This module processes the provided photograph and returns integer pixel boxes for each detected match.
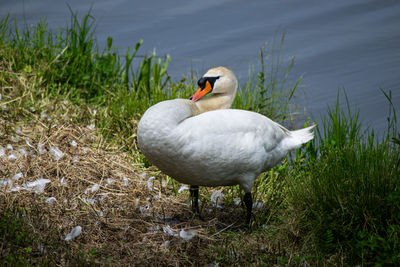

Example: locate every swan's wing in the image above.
[178,109,288,150]
[175,109,288,169]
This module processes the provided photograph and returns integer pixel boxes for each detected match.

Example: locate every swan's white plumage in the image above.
[138,87,314,193]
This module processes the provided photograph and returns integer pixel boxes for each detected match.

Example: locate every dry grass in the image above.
[0,83,262,265]
[0,121,214,265]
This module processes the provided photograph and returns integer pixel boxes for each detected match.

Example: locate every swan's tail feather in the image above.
[286,124,316,150]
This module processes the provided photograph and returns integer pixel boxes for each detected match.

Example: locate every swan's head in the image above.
[190,66,238,103]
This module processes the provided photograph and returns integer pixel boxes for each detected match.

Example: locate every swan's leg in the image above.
[190,185,200,214]
[244,192,252,224]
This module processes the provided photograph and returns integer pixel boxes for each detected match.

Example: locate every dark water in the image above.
[2,0,400,134]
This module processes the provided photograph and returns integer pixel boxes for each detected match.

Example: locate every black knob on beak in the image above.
[197,77,207,88]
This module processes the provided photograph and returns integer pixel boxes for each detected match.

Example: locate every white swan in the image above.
[137,66,315,223]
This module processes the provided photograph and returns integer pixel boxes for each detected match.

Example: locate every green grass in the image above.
[0,209,39,265]
[280,91,400,264]
[1,11,399,266]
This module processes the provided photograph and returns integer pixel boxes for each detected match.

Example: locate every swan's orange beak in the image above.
[189,80,213,102]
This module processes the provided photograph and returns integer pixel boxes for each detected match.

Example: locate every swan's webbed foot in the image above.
[244,192,253,225]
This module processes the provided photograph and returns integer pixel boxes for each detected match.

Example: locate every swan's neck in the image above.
[141,99,200,129]
[195,93,235,113]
